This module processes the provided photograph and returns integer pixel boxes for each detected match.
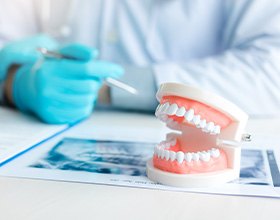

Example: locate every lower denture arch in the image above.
[153,138,228,174]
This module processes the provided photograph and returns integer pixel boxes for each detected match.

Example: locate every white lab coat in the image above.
[0,0,280,116]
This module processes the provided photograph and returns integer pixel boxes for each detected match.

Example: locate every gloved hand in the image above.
[12,43,124,124]
[0,34,58,81]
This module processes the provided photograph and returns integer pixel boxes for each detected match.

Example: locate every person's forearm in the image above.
[3,65,19,106]
[0,64,19,106]
[98,84,111,105]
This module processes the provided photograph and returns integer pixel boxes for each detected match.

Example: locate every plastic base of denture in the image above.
[146,159,239,188]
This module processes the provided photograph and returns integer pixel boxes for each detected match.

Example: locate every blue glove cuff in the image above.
[13,64,35,112]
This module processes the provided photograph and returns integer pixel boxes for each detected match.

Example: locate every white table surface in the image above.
[0,111,280,220]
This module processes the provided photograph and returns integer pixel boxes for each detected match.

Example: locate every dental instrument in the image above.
[36,47,138,95]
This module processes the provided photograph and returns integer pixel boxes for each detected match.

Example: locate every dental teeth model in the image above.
[146,83,249,187]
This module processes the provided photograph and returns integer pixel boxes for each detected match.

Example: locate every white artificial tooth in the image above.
[170,151,176,161]
[159,150,163,159]
[158,104,166,116]
[156,103,167,117]
[199,152,210,162]
[155,145,161,155]
[215,149,220,157]
[211,148,220,158]
[160,102,168,112]
[205,122,215,133]
[155,105,159,116]
[158,104,166,114]
[199,119,207,129]
[157,148,162,158]
[157,104,162,110]
[185,152,193,162]
[160,149,165,159]
[209,148,215,155]
[162,103,170,114]
[184,108,195,122]
[213,125,221,134]
[192,153,199,161]
[176,106,186,117]
[155,104,160,111]
[154,146,159,155]
[156,148,161,158]
[204,153,210,162]
[164,150,170,160]
[176,151,185,164]
[192,115,201,126]
[155,104,162,115]
[165,141,171,148]
[167,103,178,115]
[154,146,158,157]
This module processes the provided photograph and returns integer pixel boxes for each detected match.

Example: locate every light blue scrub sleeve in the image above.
[110,66,158,112]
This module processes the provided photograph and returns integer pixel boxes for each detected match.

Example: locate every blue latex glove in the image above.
[12,43,124,124]
[0,34,58,81]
